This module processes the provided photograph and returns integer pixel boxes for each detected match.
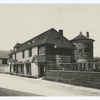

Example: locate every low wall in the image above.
[44,70,100,89]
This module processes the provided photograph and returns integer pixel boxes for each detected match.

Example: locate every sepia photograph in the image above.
[0,0,100,99]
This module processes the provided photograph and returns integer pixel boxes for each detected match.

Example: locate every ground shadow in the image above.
[0,87,44,96]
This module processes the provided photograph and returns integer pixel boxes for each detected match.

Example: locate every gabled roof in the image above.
[14,43,22,48]
[0,50,10,59]
[32,55,46,63]
[70,34,94,42]
[11,28,73,54]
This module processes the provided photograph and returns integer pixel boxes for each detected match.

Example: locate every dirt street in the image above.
[0,73,100,96]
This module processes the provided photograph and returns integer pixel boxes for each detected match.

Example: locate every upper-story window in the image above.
[29,48,32,57]
[84,43,91,52]
[15,53,16,59]
[22,50,25,58]
[39,46,45,55]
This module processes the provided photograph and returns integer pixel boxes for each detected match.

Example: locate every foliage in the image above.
[93,57,100,62]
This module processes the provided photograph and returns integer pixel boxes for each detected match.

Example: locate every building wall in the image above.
[31,63,38,76]
[15,46,38,62]
[0,59,9,66]
[72,40,93,62]
[71,39,94,71]
[13,54,15,60]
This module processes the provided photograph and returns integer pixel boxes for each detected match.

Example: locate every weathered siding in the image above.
[72,39,93,63]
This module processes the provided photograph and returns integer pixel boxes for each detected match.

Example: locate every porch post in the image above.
[78,63,80,71]
[11,64,14,73]
[24,64,26,75]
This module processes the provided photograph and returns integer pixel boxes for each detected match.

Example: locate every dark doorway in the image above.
[16,66,18,74]
[40,63,44,77]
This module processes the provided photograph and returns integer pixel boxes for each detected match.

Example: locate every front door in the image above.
[40,63,44,77]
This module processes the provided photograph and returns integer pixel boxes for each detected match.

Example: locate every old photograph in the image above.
[0,1,100,98]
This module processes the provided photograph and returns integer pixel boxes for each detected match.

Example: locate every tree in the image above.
[93,57,100,62]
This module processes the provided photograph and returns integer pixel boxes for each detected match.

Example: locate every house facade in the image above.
[9,28,74,77]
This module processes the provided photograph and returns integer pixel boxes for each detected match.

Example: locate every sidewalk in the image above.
[0,73,100,96]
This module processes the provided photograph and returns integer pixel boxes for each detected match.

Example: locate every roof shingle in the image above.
[10,28,74,54]
[70,34,94,42]
[0,50,10,59]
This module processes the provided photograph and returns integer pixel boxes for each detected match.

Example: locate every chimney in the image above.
[79,32,82,35]
[59,29,63,36]
[86,32,89,38]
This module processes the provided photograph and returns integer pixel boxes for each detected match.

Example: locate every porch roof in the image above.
[11,59,18,64]
[24,60,31,64]
[32,55,46,63]
[15,61,23,65]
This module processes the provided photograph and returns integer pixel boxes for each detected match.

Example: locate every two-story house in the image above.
[9,28,74,77]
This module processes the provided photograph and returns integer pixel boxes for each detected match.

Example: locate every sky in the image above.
[0,3,100,57]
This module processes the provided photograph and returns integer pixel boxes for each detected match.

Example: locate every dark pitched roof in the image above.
[14,43,22,48]
[70,34,94,42]
[11,28,73,54]
[9,50,15,56]
[0,50,10,59]
[32,55,46,63]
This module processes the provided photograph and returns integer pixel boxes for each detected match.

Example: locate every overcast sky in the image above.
[0,4,100,57]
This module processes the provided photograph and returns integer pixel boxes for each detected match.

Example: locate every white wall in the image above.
[13,54,15,59]
[78,59,93,70]
[78,59,88,63]
[16,46,38,62]
[31,63,38,76]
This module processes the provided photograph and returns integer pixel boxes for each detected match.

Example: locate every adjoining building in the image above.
[0,50,10,66]
[0,50,10,73]
[9,28,74,77]
[70,32,95,71]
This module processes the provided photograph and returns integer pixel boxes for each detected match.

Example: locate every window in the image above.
[15,53,16,59]
[2,59,7,64]
[22,50,25,58]
[84,43,91,52]
[29,48,32,57]
[39,47,45,55]
[28,40,33,45]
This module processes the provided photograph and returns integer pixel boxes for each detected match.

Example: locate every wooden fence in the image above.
[43,70,100,89]
[46,61,100,72]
